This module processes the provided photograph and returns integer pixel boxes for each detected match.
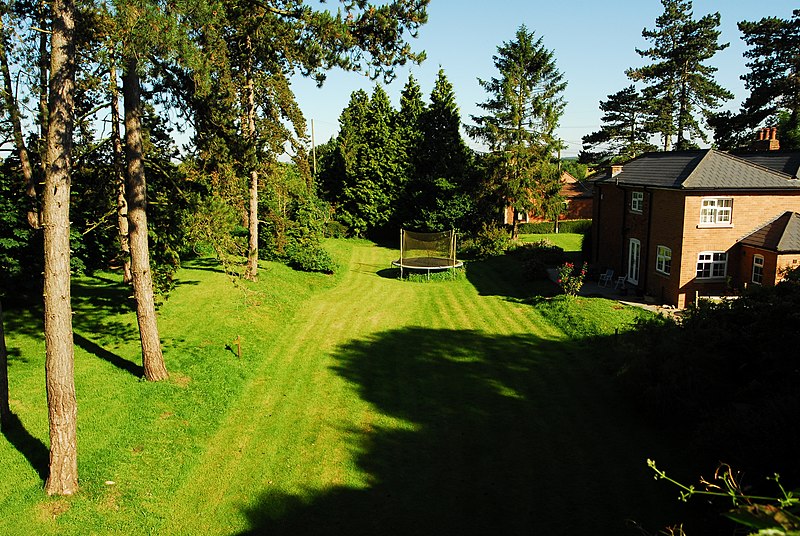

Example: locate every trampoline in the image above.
[392,229,463,278]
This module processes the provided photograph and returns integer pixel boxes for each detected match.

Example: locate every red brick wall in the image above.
[643,190,686,305]
[677,192,800,306]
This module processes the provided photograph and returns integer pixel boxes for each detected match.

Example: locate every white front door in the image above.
[628,239,641,285]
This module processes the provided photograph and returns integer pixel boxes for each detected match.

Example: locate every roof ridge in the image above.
[738,211,791,243]
[680,149,714,188]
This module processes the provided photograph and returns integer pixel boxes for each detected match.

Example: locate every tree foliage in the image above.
[469,24,566,237]
[581,85,657,164]
[737,9,800,149]
[627,0,732,151]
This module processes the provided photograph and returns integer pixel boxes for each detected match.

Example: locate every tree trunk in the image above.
[244,52,259,281]
[0,299,10,429]
[43,0,78,496]
[123,56,168,382]
[110,62,132,284]
[0,20,39,229]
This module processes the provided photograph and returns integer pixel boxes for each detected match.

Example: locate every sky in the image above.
[289,0,799,158]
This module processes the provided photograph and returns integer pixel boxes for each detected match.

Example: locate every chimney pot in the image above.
[771,127,778,140]
[758,129,765,140]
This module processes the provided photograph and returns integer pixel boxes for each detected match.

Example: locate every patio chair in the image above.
[598,269,614,287]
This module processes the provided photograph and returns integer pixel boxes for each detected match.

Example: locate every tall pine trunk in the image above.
[0,20,39,228]
[43,0,78,496]
[110,62,132,284]
[38,0,49,176]
[122,56,168,382]
[244,47,259,281]
[0,299,9,429]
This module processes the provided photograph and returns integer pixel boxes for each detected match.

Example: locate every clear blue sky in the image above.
[290,0,798,157]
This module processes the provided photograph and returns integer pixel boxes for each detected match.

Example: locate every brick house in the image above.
[590,148,800,308]
[503,171,593,224]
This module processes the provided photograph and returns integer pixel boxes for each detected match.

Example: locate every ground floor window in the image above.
[656,245,671,275]
[697,251,727,279]
[752,255,764,284]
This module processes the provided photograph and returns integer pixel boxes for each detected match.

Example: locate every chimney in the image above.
[611,164,623,177]
[752,126,781,151]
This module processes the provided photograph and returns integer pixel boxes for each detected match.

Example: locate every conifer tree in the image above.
[582,85,657,164]
[738,9,800,149]
[627,0,732,151]
[42,0,78,496]
[395,74,426,224]
[411,68,473,231]
[469,25,566,239]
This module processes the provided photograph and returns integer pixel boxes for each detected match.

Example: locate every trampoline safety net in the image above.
[393,229,463,273]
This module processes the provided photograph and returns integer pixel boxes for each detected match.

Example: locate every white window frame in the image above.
[656,245,672,275]
[696,251,728,279]
[752,255,764,285]
[699,197,733,226]
[631,191,644,213]
[628,238,641,284]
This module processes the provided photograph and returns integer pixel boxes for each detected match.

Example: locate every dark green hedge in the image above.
[517,219,591,234]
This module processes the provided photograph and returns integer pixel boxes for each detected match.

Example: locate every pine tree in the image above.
[582,85,657,164]
[627,0,732,151]
[738,10,800,149]
[395,74,426,224]
[42,0,78,496]
[469,25,566,239]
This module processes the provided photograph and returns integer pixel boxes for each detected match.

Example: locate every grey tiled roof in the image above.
[733,152,800,178]
[739,212,800,252]
[592,149,800,190]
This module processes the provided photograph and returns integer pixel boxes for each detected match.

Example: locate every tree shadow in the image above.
[466,254,558,300]
[236,327,703,535]
[73,332,143,377]
[1,412,49,482]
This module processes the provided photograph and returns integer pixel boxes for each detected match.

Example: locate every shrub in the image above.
[460,223,510,259]
[512,240,566,279]
[324,221,349,238]
[517,219,591,234]
[556,261,587,296]
[286,244,337,274]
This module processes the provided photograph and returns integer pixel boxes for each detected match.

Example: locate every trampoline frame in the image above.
[392,229,463,279]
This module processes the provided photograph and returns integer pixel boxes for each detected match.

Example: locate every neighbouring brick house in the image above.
[590,148,800,308]
[503,171,593,224]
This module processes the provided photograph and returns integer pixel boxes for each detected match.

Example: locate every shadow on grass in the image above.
[73,332,143,377]
[466,254,558,301]
[236,327,700,535]
[1,412,49,482]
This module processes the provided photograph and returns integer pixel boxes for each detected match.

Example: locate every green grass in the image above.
[518,232,584,252]
[2,239,699,534]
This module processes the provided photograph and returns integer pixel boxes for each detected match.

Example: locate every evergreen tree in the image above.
[627,0,732,151]
[469,25,566,239]
[395,74,426,224]
[582,85,657,164]
[343,85,401,235]
[42,0,78,496]
[738,10,800,149]
[410,68,473,231]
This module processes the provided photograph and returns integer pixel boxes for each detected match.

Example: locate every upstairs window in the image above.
[697,251,727,279]
[656,246,672,275]
[631,191,644,213]
[699,197,733,226]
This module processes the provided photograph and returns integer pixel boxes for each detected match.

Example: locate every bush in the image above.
[286,244,337,274]
[324,221,349,238]
[517,219,591,234]
[459,223,510,259]
[556,261,587,296]
[512,240,566,279]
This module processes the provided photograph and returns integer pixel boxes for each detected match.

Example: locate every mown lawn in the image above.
[518,232,583,252]
[2,239,695,535]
